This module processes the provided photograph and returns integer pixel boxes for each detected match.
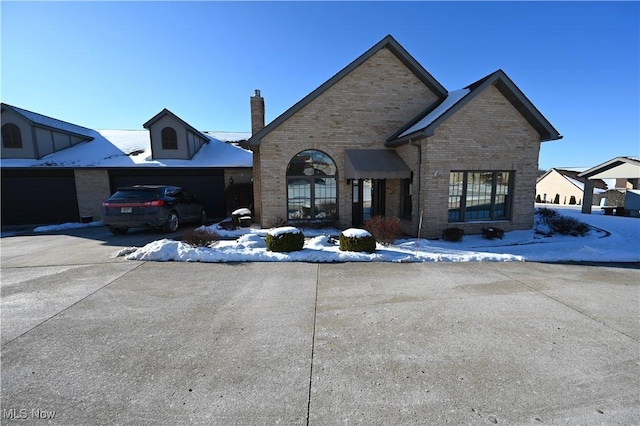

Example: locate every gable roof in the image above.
[387,69,562,146]
[578,156,640,180]
[143,108,208,140]
[387,89,471,143]
[1,103,96,142]
[249,35,447,146]
[538,168,607,190]
[0,129,252,168]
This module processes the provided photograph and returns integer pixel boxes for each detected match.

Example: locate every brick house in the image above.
[248,35,562,238]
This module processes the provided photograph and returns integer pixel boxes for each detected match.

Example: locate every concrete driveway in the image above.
[1,228,638,425]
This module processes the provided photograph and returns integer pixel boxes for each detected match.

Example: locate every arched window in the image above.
[2,123,22,148]
[161,127,178,150]
[286,150,337,221]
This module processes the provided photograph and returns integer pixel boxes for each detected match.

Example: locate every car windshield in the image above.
[110,189,159,200]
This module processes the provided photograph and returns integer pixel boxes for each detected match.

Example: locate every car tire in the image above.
[163,211,179,233]
[109,226,128,235]
[199,209,207,225]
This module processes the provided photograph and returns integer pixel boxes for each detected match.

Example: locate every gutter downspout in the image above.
[410,139,422,237]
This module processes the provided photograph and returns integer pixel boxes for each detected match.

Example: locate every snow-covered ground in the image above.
[5,206,637,263]
[113,206,639,263]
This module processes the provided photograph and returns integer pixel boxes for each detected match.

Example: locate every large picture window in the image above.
[161,127,178,150]
[448,171,513,222]
[287,150,337,221]
[2,123,22,148]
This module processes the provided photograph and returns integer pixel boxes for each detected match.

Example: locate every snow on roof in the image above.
[0,129,252,168]
[563,175,606,194]
[205,131,251,142]
[398,89,470,138]
[5,104,96,139]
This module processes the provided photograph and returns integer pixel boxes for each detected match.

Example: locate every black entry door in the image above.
[352,179,385,227]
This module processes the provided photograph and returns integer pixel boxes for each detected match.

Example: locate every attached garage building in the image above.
[1,104,252,227]
[1,168,79,225]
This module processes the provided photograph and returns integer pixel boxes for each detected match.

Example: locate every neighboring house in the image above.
[578,156,640,214]
[248,35,562,238]
[1,103,252,226]
[536,168,607,205]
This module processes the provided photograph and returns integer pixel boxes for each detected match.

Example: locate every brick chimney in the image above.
[250,89,265,136]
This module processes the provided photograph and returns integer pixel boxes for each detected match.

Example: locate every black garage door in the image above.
[109,169,226,219]
[1,169,80,226]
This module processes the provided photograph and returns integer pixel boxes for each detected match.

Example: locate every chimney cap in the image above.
[253,89,261,97]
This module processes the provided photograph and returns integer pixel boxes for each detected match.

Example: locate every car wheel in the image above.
[163,211,179,233]
[199,209,207,225]
[109,227,128,235]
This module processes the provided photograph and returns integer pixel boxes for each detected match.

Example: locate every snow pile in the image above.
[33,221,104,232]
[22,206,639,263]
[117,206,640,263]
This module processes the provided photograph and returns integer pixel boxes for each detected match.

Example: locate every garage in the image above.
[1,168,80,226]
[109,168,226,219]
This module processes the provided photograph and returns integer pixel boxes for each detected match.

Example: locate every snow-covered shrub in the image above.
[363,216,402,245]
[182,228,220,247]
[266,226,304,252]
[442,227,464,242]
[482,227,504,240]
[339,228,376,252]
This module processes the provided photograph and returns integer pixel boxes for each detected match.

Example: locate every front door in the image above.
[352,179,385,227]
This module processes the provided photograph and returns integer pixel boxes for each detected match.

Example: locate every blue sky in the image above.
[1,1,638,170]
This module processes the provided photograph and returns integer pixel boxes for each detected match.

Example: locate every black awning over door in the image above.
[344,149,412,180]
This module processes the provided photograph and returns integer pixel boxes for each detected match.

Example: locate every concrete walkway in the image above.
[1,232,638,425]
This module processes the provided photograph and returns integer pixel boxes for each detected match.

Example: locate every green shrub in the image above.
[266,227,305,252]
[363,216,402,245]
[553,194,560,204]
[182,228,220,247]
[569,195,577,205]
[442,227,464,242]
[339,229,376,252]
[535,194,542,203]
